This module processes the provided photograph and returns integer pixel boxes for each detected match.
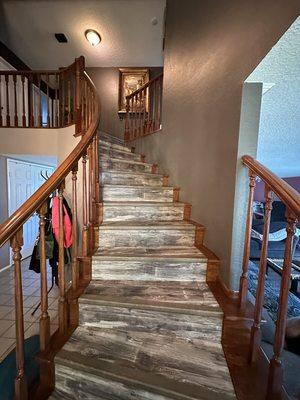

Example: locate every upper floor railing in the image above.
[238,155,300,399]
[0,56,100,399]
[124,73,163,142]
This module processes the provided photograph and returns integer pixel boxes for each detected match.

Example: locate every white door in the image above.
[7,159,55,261]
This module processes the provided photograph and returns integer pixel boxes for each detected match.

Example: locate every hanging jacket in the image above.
[51,196,73,248]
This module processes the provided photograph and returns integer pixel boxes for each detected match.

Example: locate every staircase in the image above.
[50,132,236,400]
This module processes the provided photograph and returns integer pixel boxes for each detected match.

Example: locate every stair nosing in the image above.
[55,349,232,400]
[102,201,187,206]
[78,296,221,316]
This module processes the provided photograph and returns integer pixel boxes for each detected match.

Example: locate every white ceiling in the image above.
[0,0,165,69]
[246,17,300,178]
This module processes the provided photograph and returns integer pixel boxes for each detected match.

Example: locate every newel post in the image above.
[266,211,297,399]
[75,56,85,136]
[239,171,256,308]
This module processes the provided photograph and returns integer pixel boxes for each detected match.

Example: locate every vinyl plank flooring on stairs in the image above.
[52,132,237,400]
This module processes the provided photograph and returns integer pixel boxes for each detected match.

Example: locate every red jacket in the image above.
[51,196,73,248]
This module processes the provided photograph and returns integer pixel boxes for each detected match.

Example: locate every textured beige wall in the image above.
[87,67,163,139]
[132,0,299,289]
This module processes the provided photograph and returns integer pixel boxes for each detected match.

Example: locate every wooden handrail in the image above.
[126,73,163,99]
[0,71,99,247]
[242,155,300,217]
[124,73,163,142]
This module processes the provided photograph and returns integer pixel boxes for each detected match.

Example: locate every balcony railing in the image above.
[124,73,163,142]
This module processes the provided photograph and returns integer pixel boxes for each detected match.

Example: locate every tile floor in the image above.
[0,258,59,362]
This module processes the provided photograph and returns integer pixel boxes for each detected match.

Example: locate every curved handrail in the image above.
[126,72,163,100]
[0,70,100,247]
[242,155,300,217]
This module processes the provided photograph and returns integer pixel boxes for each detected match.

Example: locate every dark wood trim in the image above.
[0,40,56,99]
[0,40,31,71]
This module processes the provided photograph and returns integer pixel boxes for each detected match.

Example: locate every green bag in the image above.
[36,230,54,260]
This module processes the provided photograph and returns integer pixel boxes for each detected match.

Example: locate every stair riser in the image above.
[98,228,195,249]
[92,260,206,282]
[101,187,174,202]
[100,132,125,146]
[100,158,153,173]
[101,146,141,161]
[103,205,185,222]
[101,172,164,186]
[53,363,171,400]
[99,140,132,154]
[78,305,222,341]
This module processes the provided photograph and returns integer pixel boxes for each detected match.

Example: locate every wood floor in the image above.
[49,132,237,399]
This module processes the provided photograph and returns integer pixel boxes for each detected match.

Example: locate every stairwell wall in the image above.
[131,0,300,290]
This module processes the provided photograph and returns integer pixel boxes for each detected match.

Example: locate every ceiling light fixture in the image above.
[85,29,101,46]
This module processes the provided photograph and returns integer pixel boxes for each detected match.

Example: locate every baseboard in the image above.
[217,275,239,300]
[0,263,12,273]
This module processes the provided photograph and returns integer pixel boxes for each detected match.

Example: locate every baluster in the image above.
[75,56,84,135]
[82,153,89,256]
[157,77,162,129]
[71,164,78,290]
[138,90,143,137]
[88,144,94,226]
[134,94,138,138]
[69,164,79,325]
[0,75,2,127]
[153,79,158,131]
[130,97,134,140]
[248,186,273,363]
[142,89,146,136]
[124,96,130,141]
[21,75,26,127]
[145,86,150,134]
[93,133,100,226]
[46,74,50,127]
[38,202,50,350]
[28,74,34,127]
[239,171,256,308]
[60,71,65,128]
[5,75,10,127]
[38,74,42,127]
[58,181,68,334]
[13,75,18,126]
[267,211,297,399]
[55,73,59,127]
[10,228,28,400]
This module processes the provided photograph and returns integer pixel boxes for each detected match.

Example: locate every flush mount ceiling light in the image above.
[85,29,101,46]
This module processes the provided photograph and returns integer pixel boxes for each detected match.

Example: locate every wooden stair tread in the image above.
[81,280,221,312]
[100,155,153,167]
[94,246,206,259]
[54,335,235,400]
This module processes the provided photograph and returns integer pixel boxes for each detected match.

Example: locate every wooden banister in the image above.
[242,156,300,216]
[0,56,100,399]
[124,73,163,142]
[239,154,300,399]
